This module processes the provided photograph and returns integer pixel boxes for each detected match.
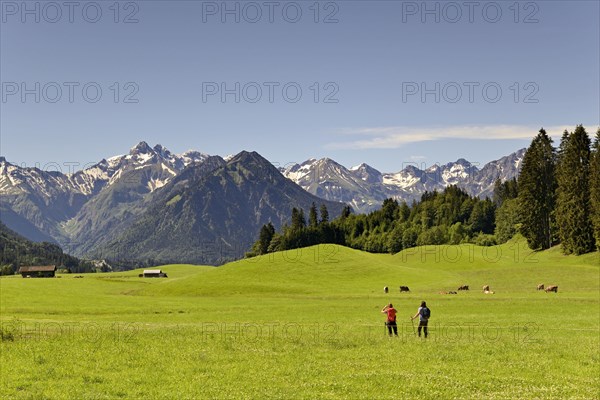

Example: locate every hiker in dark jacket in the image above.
[411,301,430,338]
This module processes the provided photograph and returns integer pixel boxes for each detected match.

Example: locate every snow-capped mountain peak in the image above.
[153,144,171,158]
[351,163,383,184]
[283,150,526,213]
[1,142,213,199]
[179,150,209,167]
[129,141,153,155]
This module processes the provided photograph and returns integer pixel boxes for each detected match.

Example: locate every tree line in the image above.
[249,125,600,257]
[248,185,501,257]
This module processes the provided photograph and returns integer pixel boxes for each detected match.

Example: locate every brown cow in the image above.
[545,285,558,293]
[537,284,544,291]
[458,285,469,291]
[482,285,490,292]
[399,286,410,292]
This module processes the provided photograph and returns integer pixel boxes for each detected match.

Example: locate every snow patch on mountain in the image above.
[382,172,420,189]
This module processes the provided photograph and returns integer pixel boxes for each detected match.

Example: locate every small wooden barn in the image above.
[142,269,168,278]
[18,265,57,278]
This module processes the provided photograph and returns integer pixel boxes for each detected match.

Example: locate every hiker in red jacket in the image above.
[381,303,398,337]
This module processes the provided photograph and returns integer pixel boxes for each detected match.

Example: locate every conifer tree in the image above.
[495,198,519,243]
[291,208,306,231]
[398,201,410,222]
[257,223,275,254]
[556,125,595,254]
[340,205,352,220]
[518,128,556,250]
[556,130,573,251]
[590,129,600,250]
[309,202,319,228]
[319,204,329,224]
[494,177,518,207]
[493,178,504,207]
[299,209,306,228]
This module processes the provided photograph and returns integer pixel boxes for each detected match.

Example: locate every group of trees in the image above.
[0,222,96,275]
[592,131,600,251]
[337,188,497,253]
[519,126,600,254]
[250,125,599,258]
[246,203,346,257]
[249,186,501,257]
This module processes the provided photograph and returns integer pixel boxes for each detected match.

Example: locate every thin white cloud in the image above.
[325,124,596,150]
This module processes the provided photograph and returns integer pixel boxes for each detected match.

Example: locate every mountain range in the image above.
[282,149,525,213]
[0,142,525,264]
[0,143,208,243]
[0,144,345,264]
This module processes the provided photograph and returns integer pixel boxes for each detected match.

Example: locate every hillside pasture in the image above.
[1,239,598,399]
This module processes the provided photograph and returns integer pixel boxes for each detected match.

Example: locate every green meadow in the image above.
[1,237,599,399]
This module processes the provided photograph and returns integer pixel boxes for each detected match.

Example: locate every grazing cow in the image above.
[449,291,457,294]
[458,285,469,291]
[482,285,490,292]
[537,284,544,291]
[440,291,458,295]
[545,285,558,293]
[399,286,410,292]
[384,286,389,294]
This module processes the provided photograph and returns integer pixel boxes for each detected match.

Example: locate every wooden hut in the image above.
[18,265,56,278]
[142,269,168,278]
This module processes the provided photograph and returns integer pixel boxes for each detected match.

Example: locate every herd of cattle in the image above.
[383,284,559,294]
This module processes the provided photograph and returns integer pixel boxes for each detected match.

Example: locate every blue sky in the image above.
[1,0,599,173]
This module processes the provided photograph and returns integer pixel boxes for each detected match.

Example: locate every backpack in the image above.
[421,307,430,319]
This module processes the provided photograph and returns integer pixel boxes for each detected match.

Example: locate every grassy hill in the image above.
[1,238,598,399]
